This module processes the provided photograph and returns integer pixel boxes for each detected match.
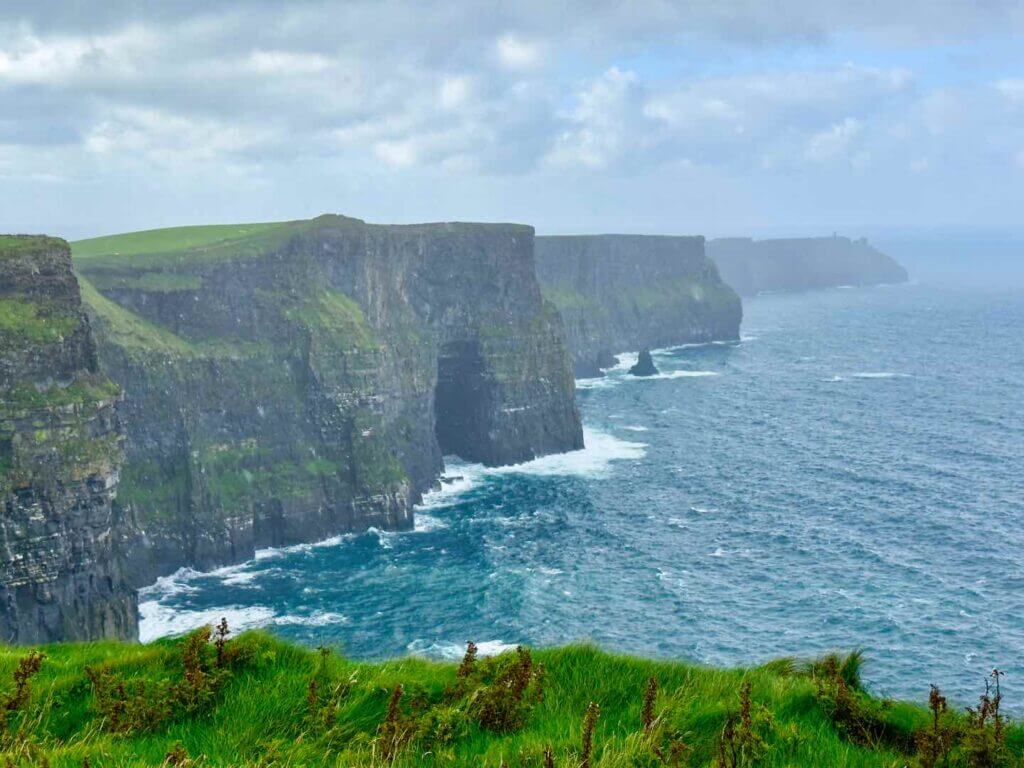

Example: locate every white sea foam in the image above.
[607,351,639,371]
[252,533,352,563]
[407,639,518,660]
[137,567,203,602]
[413,513,447,532]
[138,602,276,643]
[621,425,648,432]
[417,472,476,511]
[638,370,718,380]
[274,610,348,627]
[219,569,261,586]
[478,426,645,478]
[851,372,911,379]
[574,376,617,390]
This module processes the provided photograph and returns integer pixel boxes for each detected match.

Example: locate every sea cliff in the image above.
[535,235,742,377]
[707,235,909,296]
[73,215,583,586]
[0,235,137,642]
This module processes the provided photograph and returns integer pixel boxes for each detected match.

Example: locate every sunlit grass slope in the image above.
[71,222,290,261]
[0,630,1020,767]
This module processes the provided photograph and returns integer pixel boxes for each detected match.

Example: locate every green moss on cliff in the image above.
[0,234,65,257]
[0,299,78,344]
[87,271,204,293]
[0,374,119,416]
[79,278,196,357]
[118,459,191,518]
[626,277,739,314]
[541,285,606,315]
[286,289,378,351]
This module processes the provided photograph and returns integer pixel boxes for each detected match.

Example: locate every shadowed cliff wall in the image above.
[535,235,742,377]
[0,235,137,642]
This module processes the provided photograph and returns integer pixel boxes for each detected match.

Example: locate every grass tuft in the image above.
[0,633,1019,766]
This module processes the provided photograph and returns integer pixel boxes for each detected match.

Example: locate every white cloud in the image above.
[0,25,154,85]
[246,50,333,76]
[373,139,418,167]
[546,67,641,169]
[995,78,1024,103]
[439,75,472,110]
[495,33,542,70]
[804,117,863,163]
[0,1,1022,234]
[84,106,273,171]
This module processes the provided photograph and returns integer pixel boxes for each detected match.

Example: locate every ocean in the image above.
[138,281,1024,709]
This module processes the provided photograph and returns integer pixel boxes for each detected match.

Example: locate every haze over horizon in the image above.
[2,1,1023,241]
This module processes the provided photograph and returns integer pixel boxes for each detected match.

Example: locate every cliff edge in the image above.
[73,215,583,585]
[0,235,137,642]
[707,236,909,297]
[535,235,742,377]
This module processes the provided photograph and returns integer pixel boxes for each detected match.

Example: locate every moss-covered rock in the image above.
[0,235,137,643]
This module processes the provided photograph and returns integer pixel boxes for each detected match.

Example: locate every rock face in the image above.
[0,235,137,642]
[74,215,582,585]
[707,236,909,297]
[628,349,659,377]
[535,235,742,377]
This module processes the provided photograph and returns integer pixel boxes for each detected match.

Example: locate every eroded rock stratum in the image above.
[0,235,137,642]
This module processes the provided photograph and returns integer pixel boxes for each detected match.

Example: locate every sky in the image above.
[1,1,1023,241]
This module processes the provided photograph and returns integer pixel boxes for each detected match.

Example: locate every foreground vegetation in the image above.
[0,628,1020,767]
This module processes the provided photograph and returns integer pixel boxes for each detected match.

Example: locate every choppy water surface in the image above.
[141,284,1024,707]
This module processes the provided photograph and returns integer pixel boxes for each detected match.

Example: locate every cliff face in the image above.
[74,215,582,585]
[0,235,137,643]
[535,235,742,377]
[707,236,909,297]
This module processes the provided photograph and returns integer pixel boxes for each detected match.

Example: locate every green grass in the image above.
[0,631,1019,767]
[0,298,79,344]
[0,234,65,258]
[80,278,268,361]
[72,223,289,261]
[79,277,196,357]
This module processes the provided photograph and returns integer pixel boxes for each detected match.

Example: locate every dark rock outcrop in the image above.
[74,215,582,585]
[707,236,909,297]
[0,235,137,642]
[628,349,659,377]
[535,235,742,377]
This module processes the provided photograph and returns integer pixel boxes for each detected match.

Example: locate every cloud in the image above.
[804,117,863,163]
[245,50,333,76]
[995,78,1024,103]
[0,1,1022,236]
[547,67,643,169]
[0,24,154,85]
[495,33,543,70]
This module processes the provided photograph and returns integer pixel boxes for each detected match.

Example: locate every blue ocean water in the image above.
[140,283,1024,708]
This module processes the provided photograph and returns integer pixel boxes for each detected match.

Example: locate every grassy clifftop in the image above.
[72,222,292,262]
[0,630,1019,767]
